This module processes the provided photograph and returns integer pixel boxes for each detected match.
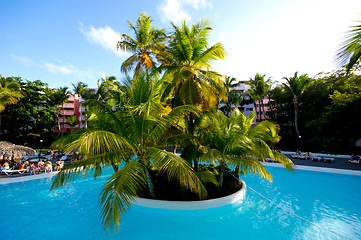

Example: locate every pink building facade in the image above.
[54,94,86,134]
[230,80,269,123]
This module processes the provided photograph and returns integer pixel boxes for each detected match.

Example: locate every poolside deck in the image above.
[282,153,361,171]
[1,153,360,180]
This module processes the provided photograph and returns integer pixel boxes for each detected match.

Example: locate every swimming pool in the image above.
[1,166,360,240]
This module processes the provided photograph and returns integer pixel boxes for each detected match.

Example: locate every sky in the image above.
[1,0,361,89]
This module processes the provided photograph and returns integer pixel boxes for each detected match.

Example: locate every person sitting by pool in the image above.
[56,159,62,171]
[292,150,301,158]
[44,161,52,173]
[1,161,10,170]
[29,162,39,175]
[349,153,360,163]
[38,159,44,170]
[347,153,360,163]
[18,163,26,170]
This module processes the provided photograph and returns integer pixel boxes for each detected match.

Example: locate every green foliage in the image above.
[0,77,57,146]
[0,75,23,112]
[247,73,272,121]
[220,76,243,117]
[337,19,361,72]
[268,68,361,154]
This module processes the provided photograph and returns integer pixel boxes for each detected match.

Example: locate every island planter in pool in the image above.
[134,180,247,210]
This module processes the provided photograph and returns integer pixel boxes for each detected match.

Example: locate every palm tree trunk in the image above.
[173,143,177,154]
[218,162,224,191]
[193,159,199,172]
[294,101,300,138]
[112,164,118,172]
[234,164,240,179]
[144,167,156,198]
[258,100,262,121]
[56,111,61,137]
[253,102,258,122]
[294,102,303,145]
[262,99,266,120]
[62,103,65,137]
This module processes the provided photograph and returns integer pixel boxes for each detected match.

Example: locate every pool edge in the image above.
[133,180,247,210]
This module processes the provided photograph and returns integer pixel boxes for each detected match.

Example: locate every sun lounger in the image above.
[1,169,27,175]
[265,158,275,163]
[323,157,335,163]
[351,159,360,164]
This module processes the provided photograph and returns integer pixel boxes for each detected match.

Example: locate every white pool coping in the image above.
[263,162,361,176]
[0,172,58,185]
[134,180,246,210]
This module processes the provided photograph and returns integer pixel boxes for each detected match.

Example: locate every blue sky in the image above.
[1,0,361,89]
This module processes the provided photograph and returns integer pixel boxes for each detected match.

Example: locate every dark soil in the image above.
[140,167,242,201]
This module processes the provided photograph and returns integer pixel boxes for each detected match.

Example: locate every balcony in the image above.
[61,110,75,116]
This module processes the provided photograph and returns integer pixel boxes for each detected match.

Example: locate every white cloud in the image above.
[158,0,211,23]
[184,0,211,10]
[43,62,93,80]
[44,62,74,74]
[11,55,35,66]
[79,23,127,57]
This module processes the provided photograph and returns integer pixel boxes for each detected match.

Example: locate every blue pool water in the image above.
[1,166,360,240]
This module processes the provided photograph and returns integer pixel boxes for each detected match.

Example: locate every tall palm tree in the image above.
[220,76,243,117]
[72,82,88,129]
[51,72,206,230]
[72,81,88,96]
[336,20,361,73]
[247,73,271,122]
[156,19,227,171]
[283,72,313,140]
[160,20,227,112]
[117,12,167,76]
[46,87,70,136]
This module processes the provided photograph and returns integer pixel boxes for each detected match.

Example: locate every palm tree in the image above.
[337,20,361,73]
[0,75,23,112]
[197,110,294,187]
[247,73,271,122]
[0,75,23,134]
[46,87,70,136]
[156,19,227,171]
[283,72,313,140]
[159,20,227,112]
[72,82,88,129]
[72,82,88,96]
[117,12,167,76]
[220,76,243,117]
[51,72,206,230]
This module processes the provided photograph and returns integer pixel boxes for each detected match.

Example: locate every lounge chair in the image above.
[351,159,360,164]
[265,158,275,163]
[323,157,335,163]
[1,169,27,175]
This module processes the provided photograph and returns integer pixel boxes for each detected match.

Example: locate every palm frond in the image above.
[147,148,207,199]
[100,160,147,231]
[65,130,133,157]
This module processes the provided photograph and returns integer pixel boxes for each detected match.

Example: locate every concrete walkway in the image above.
[282,152,361,171]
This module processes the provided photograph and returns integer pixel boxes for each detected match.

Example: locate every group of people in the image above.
[292,150,311,159]
[29,159,64,174]
[1,155,65,175]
